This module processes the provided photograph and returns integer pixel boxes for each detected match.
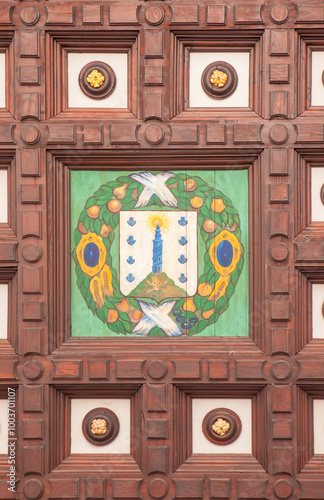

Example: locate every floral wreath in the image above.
[72,171,244,337]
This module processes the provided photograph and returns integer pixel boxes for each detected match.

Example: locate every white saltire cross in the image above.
[132,300,183,336]
[130,172,178,208]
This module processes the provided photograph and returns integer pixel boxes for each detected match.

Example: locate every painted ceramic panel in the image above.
[71,170,249,337]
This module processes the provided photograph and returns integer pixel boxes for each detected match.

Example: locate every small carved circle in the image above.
[145,5,165,26]
[269,124,288,144]
[20,125,40,145]
[23,360,43,381]
[274,479,293,499]
[269,243,289,262]
[201,61,238,99]
[82,407,119,446]
[147,360,168,380]
[21,6,40,26]
[320,184,324,205]
[145,125,164,145]
[271,360,292,381]
[202,408,242,445]
[148,478,168,499]
[23,479,43,500]
[79,61,116,100]
[22,244,43,263]
[270,4,289,25]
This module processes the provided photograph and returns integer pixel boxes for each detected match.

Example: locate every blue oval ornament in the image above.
[217,240,233,268]
[84,242,100,268]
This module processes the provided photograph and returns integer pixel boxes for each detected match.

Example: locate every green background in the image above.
[70,169,249,337]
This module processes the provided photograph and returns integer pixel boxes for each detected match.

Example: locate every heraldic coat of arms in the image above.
[72,171,245,337]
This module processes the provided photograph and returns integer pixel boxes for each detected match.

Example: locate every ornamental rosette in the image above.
[210,70,228,88]
[91,418,107,435]
[87,70,105,88]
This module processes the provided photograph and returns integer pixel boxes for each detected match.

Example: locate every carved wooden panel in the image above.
[0,0,323,499]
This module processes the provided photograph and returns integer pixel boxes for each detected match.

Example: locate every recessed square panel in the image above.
[0,284,8,339]
[192,398,252,454]
[70,398,130,454]
[0,169,7,223]
[0,54,5,109]
[314,400,324,454]
[312,284,324,338]
[0,399,8,453]
[68,52,127,108]
[311,167,324,221]
[311,51,324,107]
[189,52,249,108]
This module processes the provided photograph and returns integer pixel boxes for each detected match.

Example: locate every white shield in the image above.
[119,211,198,298]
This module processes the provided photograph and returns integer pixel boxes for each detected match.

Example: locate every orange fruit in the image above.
[202,308,214,320]
[117,299,130,312]
[78,221,88,234]
[198,282,212,297]
[183,298,196,312]
[190,196,203,209]
[129,309,144,322]
[87,205,100,219]
[107,199,121,213]
[107,309,118,323]
[203,220,217,233]
[184,179,197,192]
[211,198,226,213]
[100,224,111,237]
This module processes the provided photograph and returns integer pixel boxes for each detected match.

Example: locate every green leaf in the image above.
[210,272,220,284]
[107,322,120,334]
[123,200,136,210]
[201,231,209,242]
[85,291,92,306]
[170,188,179,197]
[193,294,202,310]
[228,214,234,228]
[221,211,228,226]
[96,308,106,322]
[204,197,212,210]
[127,182,139,190]
[77,274,83,288]
[216,296,227,313]
[83,275,89,289]
[200,205,210,218]
[94,219,101,235]
[195,190,205,198]
[89,299,96,313]
[207,266,215,282]
[76,264,82,277]
[226,283,235,300]
[178,180,185,192]
[197,319,208,334]
[175,298,185,309]
[83,217,90,231]
[183,311,197,319]
[198,213,205,228]
[198,274,207,285]
[231,268,239,285]
[202,300,215,312]
[119,311,130,322]
[74,230,82,246]
[149,326,165,337]
[99,205,107,220]
[103,212,111,226]
[191,176,207,186]
[234,215,240,225]
[223,196,233,207]
[85,197,97,209]
[89,218,94,232]
[113,290,124,299]
[234,228,241,239]
[80,284,87,298]
[208,312,219,326]
[211,213,222,225]
[188,323,199,336]
[79,209,88,222]
[238,257,244,272]
[129,298,139,308]
[117,176,132,183]
[225,206,239,216]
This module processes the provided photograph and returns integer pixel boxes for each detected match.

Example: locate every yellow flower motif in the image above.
[91,418,107,435]
[212,418,230,436]
[87,70,105,88]
[210,70,228,88]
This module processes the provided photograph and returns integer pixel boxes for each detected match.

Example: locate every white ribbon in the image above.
[132,300,183,336]
[131,172,178,208]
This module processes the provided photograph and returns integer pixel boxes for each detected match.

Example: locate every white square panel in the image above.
[314,400,324,453]
[311,51,324,106]
[71,399,130,454]
[311,167,324,221]
[192,398,252,454]
[0,284,8,339]
[0,399,8,454]
[0,169,7,223]
[68,53,128,108]
[189,52,250,108]
[313,284,324,338]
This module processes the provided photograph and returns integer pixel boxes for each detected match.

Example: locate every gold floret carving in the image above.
[91,418,107,435]
[210,70,228,88]
[87,70,105,88]
[212,418,230,436]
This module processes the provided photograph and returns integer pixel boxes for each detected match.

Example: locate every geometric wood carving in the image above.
[20,31,39,58]
[22,266,42,294]
[45,5,75,25]
[82,6,103,26]
[22,211,41,238]
[170,6,199,25]
[234,5,264,24]
[173,360,201,379]
[272,385,292,413]
[206,6,226,25]
[147,384,167,412]
[270,210,289,237]
[270,30,289,55]
[23,385,43,412]
[53,361,82,379]
[144,31,164,58]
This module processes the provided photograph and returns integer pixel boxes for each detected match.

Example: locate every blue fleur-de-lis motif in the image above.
[127,256,135,265]
[178,236,188,246]
[127,217,136,227]
[178,216,188,226]
[126,273,135,282]
[178,273,188,283]
[127,236,136,245]
[178,254,187,264]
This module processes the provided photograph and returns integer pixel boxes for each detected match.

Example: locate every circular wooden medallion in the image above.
[271,360,292,381]
[79,61,116,100]
[22,244,42,263]
[145,125,164,145]
[23,479,43,500]
[82,407,119,445]
[20,125,40,145]
[269,124,288,144]
[147,360,168,380]
[145,5,165,26]
[269,242,289,262]
[270,4,289,25]
[21,6,40,26]
[201,61,238,100]
[274,479,293,499]
[23,360,43,380]
[202,408,242,445]
[148,478,168,499]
